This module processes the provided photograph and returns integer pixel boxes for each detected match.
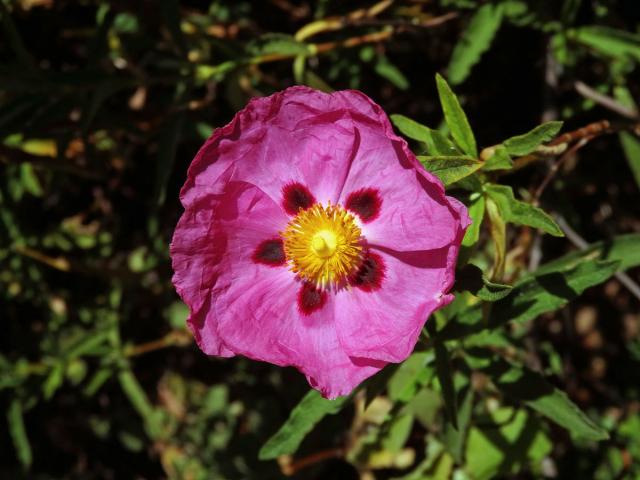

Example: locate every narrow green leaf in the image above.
[484,357,608,441]
[259,390,349,460]
[619,132,640,190]
[448,4,504,85]
[503,121,563,156]
[464,407,551,480]
[485,184,564,237]
[418,156,483,186]
[434,341,457,429]
[443,382,474,463]
[435,73,478,157]
[246,33,310,57]
[438,260,620,340]
[391,114,460,156]
[388,351,435,403]
[568,26,640,62]
[391,114,433,143]
[461,194,485,247]
[485,196,506,280]
[119,369,154,419]
[43,363,65,399]
[7,398,32,469]
[375,55,409,90]
[482,144,513,171]
[491,260,619,328]
[535,233,640,275]
[455,264,513,302]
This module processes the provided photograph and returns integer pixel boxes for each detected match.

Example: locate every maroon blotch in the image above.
[252,238,286,266]
[345,188,381,223]
[349,252,385,291]
[282,182,316,215]
[298,282,327,315]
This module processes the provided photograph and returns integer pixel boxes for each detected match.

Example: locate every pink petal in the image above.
[334,195,469,362]
[214,269,384,399]
[170,181,288,357]
[334,246,456,363]
[180,87,367,210]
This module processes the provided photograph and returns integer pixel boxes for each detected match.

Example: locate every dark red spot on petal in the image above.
[282,182,316,215]
[298,282,327,315]
[345,188,381,223]
[253,238,286,266]
[349,252,385,291]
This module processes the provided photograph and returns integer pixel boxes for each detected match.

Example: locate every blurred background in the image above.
[1,0,640,478]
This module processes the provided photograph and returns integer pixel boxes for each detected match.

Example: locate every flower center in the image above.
[282,203,363,288]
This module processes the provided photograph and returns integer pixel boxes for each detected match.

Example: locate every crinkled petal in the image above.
[334,197,469,362]
[181,87,371,209]
[170,181,288,357]
[215,269,384,399]
[330,91,463,252]
[334,247,453,363]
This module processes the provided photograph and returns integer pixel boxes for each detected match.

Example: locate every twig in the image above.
[278,448,344,476]
[532,137,590,204]
[574,81,639,119]
[554,215,640,302]
[124,330,192,357]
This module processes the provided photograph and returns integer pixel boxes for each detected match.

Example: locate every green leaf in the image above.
[438,260,620,340]
[568,26,640,62]
[388,351,435,403]
[443,382,474,463]
[535,233,640,275]
[482,144,513,171]
[434,341,457,429]
[435,73,478,157]
[461,194,485,247]
[246,33,310,57]
[259,390,349,460]
[619,132,640,190]
[447,4,504,85]
[455,263,513,302]
[7,398,32,469]
[489,260,619,328]
[375,56,409,90]
[485,196,506,279]
[464,407,551,480]
[485,184,564,237]
[418,156,483,186]
[390,114,460,156]
[483,357,608,441]
[503,121,563,156]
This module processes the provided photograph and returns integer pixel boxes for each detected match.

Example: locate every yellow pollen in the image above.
[282,203,363,288]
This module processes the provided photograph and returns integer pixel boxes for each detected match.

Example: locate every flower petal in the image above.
[180,87,368,209]
[170,181,288,357]
[334,244,463,363]
[215,269,384,399]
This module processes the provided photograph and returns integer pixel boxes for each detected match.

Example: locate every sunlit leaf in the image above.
[435,74,478,157]
[503,121,563,156]
[259,390,349,460]
[418,156,483,186]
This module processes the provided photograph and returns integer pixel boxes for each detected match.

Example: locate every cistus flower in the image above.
[170,86,470,399]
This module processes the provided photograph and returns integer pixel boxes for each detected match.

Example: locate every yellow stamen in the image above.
[282,203,363,288]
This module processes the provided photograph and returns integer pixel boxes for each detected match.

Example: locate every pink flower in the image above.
[170,86,470,399]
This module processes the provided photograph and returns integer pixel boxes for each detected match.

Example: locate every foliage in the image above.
[1,1,640,479]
